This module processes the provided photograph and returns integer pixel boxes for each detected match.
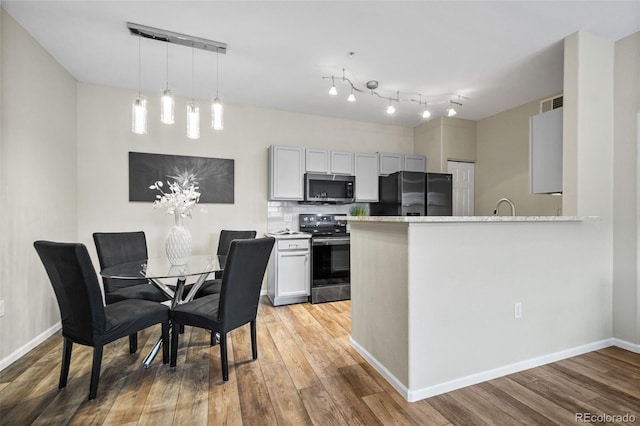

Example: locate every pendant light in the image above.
[132,34,147,134]
[186,45,200,139]
[347,88,356,102]
[211,49,224,130]
[329,76,338,96]
[161,43,175,124]
[420,95,431,119]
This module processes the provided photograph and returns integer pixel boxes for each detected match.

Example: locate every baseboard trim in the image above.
[612,338,640,353]
[0,322,61,372]
[350,337,411,400]
[351,337,615,402]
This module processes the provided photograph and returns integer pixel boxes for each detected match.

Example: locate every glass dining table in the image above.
[100,254,224,368]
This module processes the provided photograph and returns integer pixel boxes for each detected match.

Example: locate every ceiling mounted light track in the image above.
[127,22,227,54]
[322,68,469,120]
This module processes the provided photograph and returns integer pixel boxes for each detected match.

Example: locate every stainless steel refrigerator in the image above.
[370,171,452,216]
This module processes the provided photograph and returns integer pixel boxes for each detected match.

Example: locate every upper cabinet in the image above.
[379,153,426,175]
[403,155,427,172]
[379,153,403,175]
[354,153,379,202]
[330,151,354,175]
[305,149,329,174]
[530,108,563,194]
[269,145,305,201]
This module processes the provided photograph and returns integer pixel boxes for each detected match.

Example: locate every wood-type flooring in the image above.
[1,297,639,425]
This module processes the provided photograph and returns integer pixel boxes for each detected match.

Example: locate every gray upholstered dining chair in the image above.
[196,229,257,298]
[170,237,275,381]
[34,240,170,400]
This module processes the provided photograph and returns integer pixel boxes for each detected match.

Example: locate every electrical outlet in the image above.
[0,300,4,317]
[514,302,522,319]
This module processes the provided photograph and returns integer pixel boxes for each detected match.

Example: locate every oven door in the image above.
[310,236,350,303]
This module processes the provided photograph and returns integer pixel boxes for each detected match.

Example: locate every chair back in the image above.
[93,231,148,293]
[217,230,257,256]
[217,237,275,330]
[34,241,106,346]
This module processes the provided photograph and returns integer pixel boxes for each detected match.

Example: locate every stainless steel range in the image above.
[299,213,350,304]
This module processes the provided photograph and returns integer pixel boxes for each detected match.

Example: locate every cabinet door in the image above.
[355,153,379,202]
[379,153,402,175]
[277,251,310,297]
[530,108,563,194]
[306,149,329,173]
[269,145,304,200]
[330,151,354,175]
[403,155,426,172]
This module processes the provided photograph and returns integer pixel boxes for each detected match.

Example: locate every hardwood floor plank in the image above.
[587,351,640,375]
[362,391,419,425]
[207,336,243,426]
[173,360,209,425]
[427,393,489,426]
[556,358,640,399]
[524,364,601,402]
[488,376,580,424]
[299,384,349,425]
[303,303,350,338]
[337,364,383,397]
[598,346,640,367]
[255,317,284,366]
[448,386,523,425]
[261,361,313,425]
[137,364,183,426]
[235,361,278,425]
[319,374,383,426]
[267,313,322,390]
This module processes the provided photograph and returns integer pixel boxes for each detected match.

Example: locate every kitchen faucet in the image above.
[493,198,516,216]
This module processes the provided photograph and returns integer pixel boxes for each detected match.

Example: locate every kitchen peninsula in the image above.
[342,215,612,402]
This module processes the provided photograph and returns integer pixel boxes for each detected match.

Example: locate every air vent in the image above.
[540,95,563,113]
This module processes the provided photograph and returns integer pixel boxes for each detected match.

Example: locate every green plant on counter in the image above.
[349,205,367,216]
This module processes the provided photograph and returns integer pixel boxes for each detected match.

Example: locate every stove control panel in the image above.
[299,213,347,235]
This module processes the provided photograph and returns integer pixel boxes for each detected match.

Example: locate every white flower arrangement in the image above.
[149,178,201,218]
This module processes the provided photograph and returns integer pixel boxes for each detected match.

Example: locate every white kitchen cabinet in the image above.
[305,148,329,173]
[268,145,304,200]
[530,107,563,194]
[267,238,310,306]
[378,153,402,175]
[403,155,426,172]
[330,151,354,175]
[354,153,379,202]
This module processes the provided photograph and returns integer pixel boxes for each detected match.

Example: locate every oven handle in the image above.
[312,237,351,246]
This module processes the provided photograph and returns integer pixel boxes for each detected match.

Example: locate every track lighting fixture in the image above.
[322,68,469,121]
[132,34,147,134]
[447,96,463,117]
[161,44,175,124]
[211,49,224,130]
[127,22,227,137]
[329,76,338,96]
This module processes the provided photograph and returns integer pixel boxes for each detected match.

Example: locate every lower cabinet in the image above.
[267,238,310,306]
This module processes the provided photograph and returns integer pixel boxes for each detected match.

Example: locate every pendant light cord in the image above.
[165,43,169,91]
[191,44,195,101]
[137,34,142,96]
[216,51,219,98]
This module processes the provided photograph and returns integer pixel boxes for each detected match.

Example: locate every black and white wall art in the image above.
[129,152,234,204]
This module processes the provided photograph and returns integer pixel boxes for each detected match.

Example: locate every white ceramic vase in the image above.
[166,214,192,265]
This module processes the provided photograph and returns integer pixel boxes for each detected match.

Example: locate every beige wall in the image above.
[76,83,413,267]
[0,10,78,367]
[613,32,640,345]
[413,117,476,173]
[476,98,563,216]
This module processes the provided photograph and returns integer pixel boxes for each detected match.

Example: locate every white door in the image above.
[447,161,475,216]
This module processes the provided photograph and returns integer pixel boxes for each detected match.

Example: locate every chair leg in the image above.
[161,322,169,364]
[220,332,229,382]
[170,323,179,367]
[89,345,103,401]
[179,324,185,334]
[59,338,73,389]
[129,333,138,354]
[250,320,258,360]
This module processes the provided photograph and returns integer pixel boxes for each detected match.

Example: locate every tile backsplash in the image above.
[267,202,370,233]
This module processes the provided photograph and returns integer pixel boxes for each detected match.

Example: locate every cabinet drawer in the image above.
[277,239,310,251]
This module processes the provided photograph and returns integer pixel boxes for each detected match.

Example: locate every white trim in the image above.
[0,322,61,372]
[350,337,410,400]
[612,338,640,353]
[352,337,615,402]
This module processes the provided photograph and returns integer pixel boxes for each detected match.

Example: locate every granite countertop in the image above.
[337,215,596,223]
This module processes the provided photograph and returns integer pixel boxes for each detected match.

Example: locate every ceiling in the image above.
[3,1,639,127]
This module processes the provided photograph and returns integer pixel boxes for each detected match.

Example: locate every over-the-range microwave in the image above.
[304,173,355,203]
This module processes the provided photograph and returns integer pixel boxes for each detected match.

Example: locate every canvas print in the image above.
[129,152,234,204]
